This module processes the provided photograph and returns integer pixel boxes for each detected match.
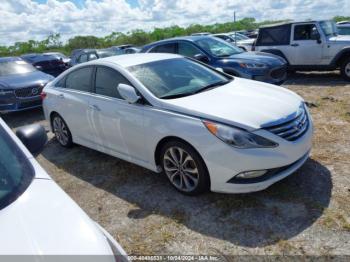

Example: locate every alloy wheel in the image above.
[53,116,69,146]
[163,146,199,192]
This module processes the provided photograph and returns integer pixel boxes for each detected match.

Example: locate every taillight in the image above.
[40,92,47,100]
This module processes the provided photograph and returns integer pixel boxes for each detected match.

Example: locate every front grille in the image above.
[270,66,287,79]
[264,107,309,141]
[14,85,43,98]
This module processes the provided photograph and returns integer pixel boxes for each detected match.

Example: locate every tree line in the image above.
[0,16,348,57]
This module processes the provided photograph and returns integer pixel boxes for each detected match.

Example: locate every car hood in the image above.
[160,77,303,130]
[225,51,286,66]
[0,71,54,89]
[328,34,350,42]
[0,178,113,256]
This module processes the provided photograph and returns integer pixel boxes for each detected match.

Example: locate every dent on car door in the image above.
[89,66,146,162]
[57,66,96,145]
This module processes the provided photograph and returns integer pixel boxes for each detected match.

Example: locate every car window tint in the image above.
[78,54,88,63]
[55,77,66,88]
[338,27,350,35]
[178,42,204,57]
[66,67,93,92]
[95,67,131,99]
[257,24,291,45]
[150,43,176,54]
[294,24,319,40]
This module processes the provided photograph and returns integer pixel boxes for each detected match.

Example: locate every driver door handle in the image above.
[291,43,299,47]
[58,94,65,99]
[89,104,101,111]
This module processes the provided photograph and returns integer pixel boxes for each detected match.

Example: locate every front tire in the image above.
[340,57,350,81]
[51,114,73,148]
[160,141,210,195]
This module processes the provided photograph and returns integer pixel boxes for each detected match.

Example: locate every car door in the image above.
[53,66,96,146]
[89,66,146,162]
[288,23,324,65]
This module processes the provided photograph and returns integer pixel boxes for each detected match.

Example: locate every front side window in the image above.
[149,43,176,54]
[178,42,204,58]
[128,58,230,99]
[294,24,320,40]
[78,54,88,63]
[0,125,34,210]
[95,67,131,99]
[0,60,37,76]
[195,38,243,57]
[65,67,93,92]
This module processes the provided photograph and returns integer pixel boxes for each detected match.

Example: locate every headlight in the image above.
[203,121,278,149]
[239,62,267,69]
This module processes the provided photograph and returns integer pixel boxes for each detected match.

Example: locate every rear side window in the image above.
[149,43,176,54]
[294,24,319,40]
[95,67,131,99]
[88,53,98,61]
[178,42,204,58]
[256,24,291,46]
[66,67,93,92]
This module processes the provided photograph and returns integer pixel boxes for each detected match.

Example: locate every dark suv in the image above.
[141,36,287,85]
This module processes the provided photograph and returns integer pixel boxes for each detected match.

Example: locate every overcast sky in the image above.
[0,0,348,46]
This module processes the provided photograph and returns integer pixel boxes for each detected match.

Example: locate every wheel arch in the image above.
[154,136,208,172]
[332,48,350,67]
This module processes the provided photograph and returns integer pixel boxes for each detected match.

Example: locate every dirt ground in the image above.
[2,71,350,256]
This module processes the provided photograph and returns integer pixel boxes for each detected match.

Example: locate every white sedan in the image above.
[42,53,313,195]
[0,118,126,258]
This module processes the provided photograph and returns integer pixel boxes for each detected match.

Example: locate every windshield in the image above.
[0,123,34,210]
[128,58,230,99]
[0,60,37,76]
[319,21,338,37]
[195,37,243,57]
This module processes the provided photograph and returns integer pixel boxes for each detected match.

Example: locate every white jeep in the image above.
[254,20,350,80]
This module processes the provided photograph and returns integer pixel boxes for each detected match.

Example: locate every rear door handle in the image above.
[291,43,299,47]
[89,104,101,111]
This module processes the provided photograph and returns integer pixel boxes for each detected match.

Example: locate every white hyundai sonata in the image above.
[0,118,126,258]
[42,53,313,195]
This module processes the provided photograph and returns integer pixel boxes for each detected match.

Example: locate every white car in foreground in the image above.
[0,118,126,258]
[43,53,313,195]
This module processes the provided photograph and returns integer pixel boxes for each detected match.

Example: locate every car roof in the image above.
[142,35,213,49]
[0,56,23,63]
[91,53,182,68]
[260,20,332,28]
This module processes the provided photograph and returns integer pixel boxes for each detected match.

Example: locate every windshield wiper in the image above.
[193,80,230,94]
[160,92,194,99]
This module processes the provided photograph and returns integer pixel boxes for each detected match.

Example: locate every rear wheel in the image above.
[160,141,210,195]
[340,57,350,81]
[52,114,73,147]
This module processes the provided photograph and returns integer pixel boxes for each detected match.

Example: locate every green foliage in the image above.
[0,16,344,57]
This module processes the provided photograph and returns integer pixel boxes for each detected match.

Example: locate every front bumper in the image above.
[197,114,313,194]
[0,92,42,113]
[241,65,287,85]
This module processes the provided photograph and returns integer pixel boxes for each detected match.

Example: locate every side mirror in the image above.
[316,37,322,44]
[35,65,43,70]
[16,124,48,156]
[117,84,140,104]
[194,53,209,63]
